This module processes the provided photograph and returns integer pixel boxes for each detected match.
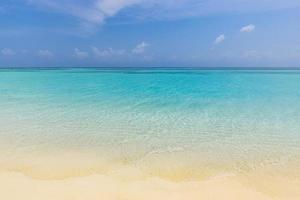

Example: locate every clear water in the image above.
[0,68,300,180]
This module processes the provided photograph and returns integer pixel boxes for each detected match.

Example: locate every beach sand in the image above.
[1,166,300,200]
[0,141,299,200]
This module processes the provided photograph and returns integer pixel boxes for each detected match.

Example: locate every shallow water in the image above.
[0,68,300,199]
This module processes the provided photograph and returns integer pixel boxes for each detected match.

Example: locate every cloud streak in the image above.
[240,24,255,33]
[92,47,125,57]
[27,0,300,27]
[27,0,142,25]
[38,50,54,58]
[1,48,16,56]
[132,42,149,54]
[74,48,89,59]
[214,34,225,45]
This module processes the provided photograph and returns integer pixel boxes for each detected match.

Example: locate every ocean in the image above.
[0,68,299,199]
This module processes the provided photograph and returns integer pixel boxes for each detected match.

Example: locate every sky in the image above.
[0,0,300,68]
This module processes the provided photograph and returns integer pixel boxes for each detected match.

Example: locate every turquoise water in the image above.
[0,68,300,179]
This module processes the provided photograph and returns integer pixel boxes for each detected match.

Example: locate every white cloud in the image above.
[38,50,54,58]
[214,34,225,45]
[74,48,89,59]
[27,0,300,27]
[92,47,125,57]
[240,24,255,33]
[1,48,16,56]
[28,0,142,25]
[132,41,149,54]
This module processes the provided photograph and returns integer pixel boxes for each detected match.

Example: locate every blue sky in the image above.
[1,0,300,68]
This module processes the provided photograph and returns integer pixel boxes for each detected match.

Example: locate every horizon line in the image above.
[1,66,300,71]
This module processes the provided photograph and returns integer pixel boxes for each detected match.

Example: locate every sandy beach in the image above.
[1,169,300,200]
